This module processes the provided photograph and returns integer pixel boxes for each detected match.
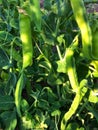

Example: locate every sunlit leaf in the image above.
[88,90,98,103]
[51,109,61,116]
[0,0,2,4]
[55,59,66,73]
[21,113,34,129]
[21,99,29,112]
[57,34,65,45]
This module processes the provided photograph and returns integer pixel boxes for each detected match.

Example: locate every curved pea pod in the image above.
[61,79,88,130]
[70,0,92,59]
[19,11,33,69]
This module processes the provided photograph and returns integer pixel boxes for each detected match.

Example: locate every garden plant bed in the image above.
[0,0,98,130]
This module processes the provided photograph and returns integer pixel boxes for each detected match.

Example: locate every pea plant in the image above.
[0,0,98,130]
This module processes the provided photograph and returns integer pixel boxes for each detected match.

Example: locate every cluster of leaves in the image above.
[0,0,98,130]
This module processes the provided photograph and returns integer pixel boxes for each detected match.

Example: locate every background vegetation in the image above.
[0,0,98,129]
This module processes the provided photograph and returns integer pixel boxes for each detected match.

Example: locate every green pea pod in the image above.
[66,48,79,92]
[65,36,79,92]
[61,79,88,130]
[19,11,33,69]
[30,0,41,31]
[92,22,98,59]
[15,72,24,117]
[70,0,92,59]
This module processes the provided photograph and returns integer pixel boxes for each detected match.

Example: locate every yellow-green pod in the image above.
[15,72,24,117]
[66,48,79,92]
[61,79,88,130]
[70,0,92,59]
[19,11,33,69]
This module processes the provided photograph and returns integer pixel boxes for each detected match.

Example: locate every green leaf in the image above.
[51,109,61,116]
[0,48,10,69]
[42,87,57,102]
[50,101,61,111]
[57,34,65,45]
[5,73,16,95]
[55,59,66,73]
[21,113,34,129]
[39,61,51,72]
[93,72,98,78]
[86,104,98,122]
[0,0,2,4]
[38,99,49,110]
[47,71,65,85]
[31,89,40,101]
[79,127,85,130]
[66,122,79,130]
[0,31,13,42]
[21,99,29,112]
[10,18,18,29]
[44,0,51,10]
[88,90,98,103]
[7,0,18,4]
[1,70,9,81]
[0,95,14,110]
[0,110,17,130]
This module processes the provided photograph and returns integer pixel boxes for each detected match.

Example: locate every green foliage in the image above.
[0,0,98,129]
[0,95,14,110]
